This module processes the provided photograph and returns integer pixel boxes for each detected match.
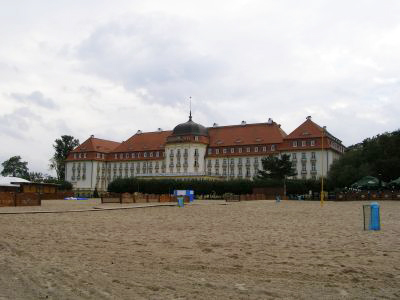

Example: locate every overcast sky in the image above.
[1,0,399,174]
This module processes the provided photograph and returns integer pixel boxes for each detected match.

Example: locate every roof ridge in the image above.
[207,122,278,130]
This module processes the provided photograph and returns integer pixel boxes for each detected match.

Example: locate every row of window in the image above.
[208,145,276,155]
[289,152,317,160]
[114,151,165,159]
[292,140,316,148]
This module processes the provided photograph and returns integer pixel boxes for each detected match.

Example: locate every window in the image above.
[119,153,123,159]
[125,153,129,158]
[302,140,306,147]
[310,140,315,146]
[156,152,159,157]
[79,153,82,158]
[96,153,100,158]
[311,162,316,171]
[194,149,199,156]
[293,141,297,147]
[302,152,306,159]
[223,148,227,154]
[114,154,118,159]
[83,153,87,158]
[255,147,258,152]
[302,163,306,171]
[208,148,212,155]
[215,149,220,154]
[194,136,199,141]
[230,148,234,153]
[262,146,266,152]
[271,144,275,151]
[292,153,297,159]
[137,153,141,158]
[102,154,105,159]
[144,152,147,158]
[311,152,316,159]
[238,148,242,153]
[131,153,135,158]
[246,147,251,153]
[150,152,153,157]
[74,153,77,159]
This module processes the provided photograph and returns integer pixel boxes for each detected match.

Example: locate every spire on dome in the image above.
[189,96,192,121]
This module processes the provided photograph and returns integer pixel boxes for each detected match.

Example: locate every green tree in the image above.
[50,135,79,180]
[1,156,29,178]
[328,129,400,189]
[257,154,297,195]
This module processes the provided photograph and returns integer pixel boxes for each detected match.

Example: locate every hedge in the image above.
[107,178,325,195]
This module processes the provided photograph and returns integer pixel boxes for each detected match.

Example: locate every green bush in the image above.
[107,177,324,195]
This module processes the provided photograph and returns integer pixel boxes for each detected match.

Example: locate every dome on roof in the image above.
[172,113,208,137]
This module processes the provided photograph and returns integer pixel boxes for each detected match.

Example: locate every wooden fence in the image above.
[101,193,178,204]
[0,192,41,207]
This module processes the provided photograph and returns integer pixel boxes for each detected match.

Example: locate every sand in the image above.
[0,199,399,299]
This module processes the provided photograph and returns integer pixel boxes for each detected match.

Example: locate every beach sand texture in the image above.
[0,199,399,299]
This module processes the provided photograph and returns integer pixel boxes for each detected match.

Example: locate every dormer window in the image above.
[125,153,129,158]
[74,153,77,159]
[208,148,212,155]
[216,149,220,154]
[254,147,258,152]
[194,136,199,141]
[150,152,153,157]
[293,141,297,147]
[156,152,159,157]
[262,146,267,152]
[230,148,234,153]
[132,153,135,158]
[223,148,227,154]
[271,144,276,151]
[310,140,315,146]
[246,147,251,153]
[238,148,242,153]
[302,140,306,147]
[144,152,147,158]
[114,154,118,159]
[119,153,123,159]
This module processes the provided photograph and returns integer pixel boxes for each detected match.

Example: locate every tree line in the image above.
[1,135,78,190]
[327,129,400,189]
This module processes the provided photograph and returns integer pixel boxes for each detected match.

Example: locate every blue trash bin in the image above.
[177,196,184,207]
[369,202,380,230]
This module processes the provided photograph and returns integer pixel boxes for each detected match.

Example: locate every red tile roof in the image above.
[284,117,341,143]
[73,137,120,153]
[113,131,172,152]
[208,122,287,147]
[284,118,324,140]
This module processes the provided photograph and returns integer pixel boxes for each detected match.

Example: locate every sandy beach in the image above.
[0,199,399,299]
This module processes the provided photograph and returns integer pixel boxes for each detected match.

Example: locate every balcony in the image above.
[301,170,307,175]
[310,170,317,174]
[310,158,317,162]
[301,158,307,163]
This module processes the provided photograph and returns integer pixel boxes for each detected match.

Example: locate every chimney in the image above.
[267,118,273,124]
[241,120,246,125]
[213,123,218,127]
[306,116,312,120]
[90,134,94,138]
[136,130,142,134]
[157,128,162,132]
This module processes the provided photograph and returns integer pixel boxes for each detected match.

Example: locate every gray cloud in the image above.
[10,91,57,109]
[76,16,226,105]
[0,107,42,139]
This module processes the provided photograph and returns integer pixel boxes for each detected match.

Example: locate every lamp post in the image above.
[321,126,326,206]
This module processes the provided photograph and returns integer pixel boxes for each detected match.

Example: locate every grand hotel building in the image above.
[65,114,345,192]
